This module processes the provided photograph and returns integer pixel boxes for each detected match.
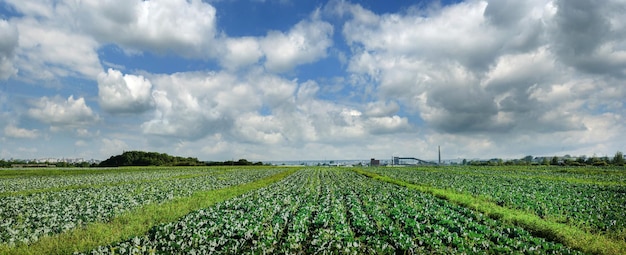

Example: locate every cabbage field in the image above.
[366,167,626,238]
[1,166,625,254]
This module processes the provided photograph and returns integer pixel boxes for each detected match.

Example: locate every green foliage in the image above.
[206,158,264,166]
[98,151,204,167]
[98,151,264,167]
[80,169,581,254]
[0,167,285,247]
[551,156,559,165]
[0,167,295,255]
[366,166,626,238]
[3,166,624,254]
[522,155,534,164]
[613,151,624,166]
[500,151,626,166]
[358,167,626,255]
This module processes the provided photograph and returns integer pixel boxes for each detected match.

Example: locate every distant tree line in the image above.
[461,151,624,167]
[98,151,265,167]
[0,151,266,168]
[98,151,205,167]
[205,159,264,166]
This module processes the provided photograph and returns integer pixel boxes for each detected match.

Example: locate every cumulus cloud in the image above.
[134,68,413,150]
[14,18,102,80]
[365,115,411,134]
[4,125,39,139]
[100,138,129,158]
[141,71,256,139]
[341,1,503,71]
[256,81,412,143]
[550,0,626,77]
[234,113,285,144]
[0,19,19,80]
[364,101,400,117]
[97,69,154,114]
[221,37,263,70]
[260,13,334,72]
[2,1,56,18]
[337,0,616,138]
[28,95,99,128]
[72,0,219,57]
[2,0,219,82]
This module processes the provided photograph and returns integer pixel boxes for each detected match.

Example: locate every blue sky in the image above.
[0,0,625,161]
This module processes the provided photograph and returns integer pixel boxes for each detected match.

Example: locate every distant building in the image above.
[370,158,380,166]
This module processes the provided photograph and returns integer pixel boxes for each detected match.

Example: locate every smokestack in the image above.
[438,146,441,165]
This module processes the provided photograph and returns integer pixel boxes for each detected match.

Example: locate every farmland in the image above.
[0,166,625,254]
[0,167,286,248]
[366,166,626,238]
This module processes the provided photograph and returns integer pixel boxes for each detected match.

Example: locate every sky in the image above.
[0,0,624,161]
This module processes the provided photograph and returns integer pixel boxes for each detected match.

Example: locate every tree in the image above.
[586,156,596,165]
[541,157,550,166]
[522,155,533,164]
[99,151,203,167]
[577,155,587,165]
[551,156,559,165]
[613,151,624,166]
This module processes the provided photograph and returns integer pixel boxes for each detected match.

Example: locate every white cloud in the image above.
[3,0,219,83]
[74,0,218,57]
[97,69,154,114]
[133,68,415,151]
[365,116,410,134]
[0,19,19,80]
[260,13,333,72]
[14,18,101,80]
[4,125,39,139]
[75,140,87,147]
[221,37,263,70]
[2,1,56,18]
[75,128,97,138]
[483,47,557,92]
[319,0,626,160]
[100,138,129,158]
[234,113,285,144]
[28,95,99,128]
[141,71,256,139]
[364,101,400,117]
[342,1,500,70]
[251,71,297,108]
[338,1,606,135]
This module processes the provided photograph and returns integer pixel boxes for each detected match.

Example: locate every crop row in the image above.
[83,169,580,254]
[0,168,284,246]
[0,168,218,194]
[368,168,626,237]
[447,166,626,184]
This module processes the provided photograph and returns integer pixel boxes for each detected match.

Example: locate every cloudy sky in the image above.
[0,0,624,161]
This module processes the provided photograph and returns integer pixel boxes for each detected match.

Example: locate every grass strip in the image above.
[352,168,626,255]
[0,168,298,255]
